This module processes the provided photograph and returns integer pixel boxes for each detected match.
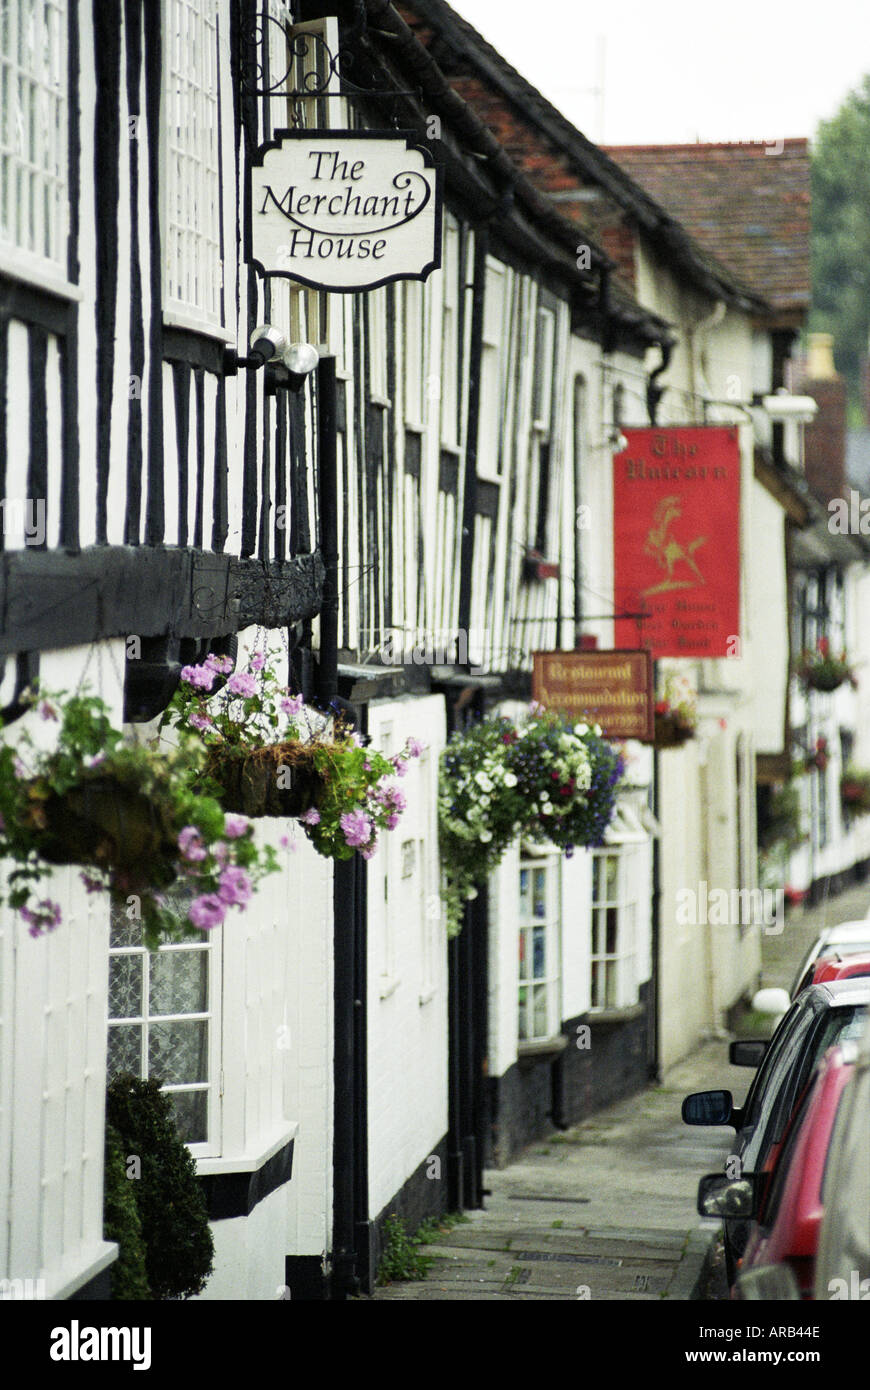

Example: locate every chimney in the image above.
[801,332,846,506]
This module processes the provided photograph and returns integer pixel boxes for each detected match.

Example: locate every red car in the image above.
[737,1043,857,1298]
[799,950,870,992]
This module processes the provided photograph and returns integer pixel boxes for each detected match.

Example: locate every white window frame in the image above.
[403,278,426,427]
[0,0,74,296]
[161,0,224,335]
[107,903,222,1159]
[589,807,645,1012]
[440,214,460,448]
[477,257,509,481]
[532,304,555,433]
[518,849,562,1043]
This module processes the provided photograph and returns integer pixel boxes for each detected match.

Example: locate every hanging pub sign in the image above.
[533,650,654,741]
[248,130,442,292]
[613,427,741,659]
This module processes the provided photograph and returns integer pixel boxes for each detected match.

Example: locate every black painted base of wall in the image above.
[284,1254,330,1301]
[487,981,653,1168]
[68,1266,114,1299]
[367,1136,449,1294]
[807,854,870,905]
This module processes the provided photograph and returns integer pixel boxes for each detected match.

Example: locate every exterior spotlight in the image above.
[281,342,320,392]
[248,324,289,365]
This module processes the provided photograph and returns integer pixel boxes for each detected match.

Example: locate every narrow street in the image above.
[371,879,870,1301]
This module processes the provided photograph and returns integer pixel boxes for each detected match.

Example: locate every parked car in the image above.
[796,949,870,994]
[790,922,870,998]
[734,1013,870,1302]
[721,1043,856,1297]
[682,980,870,1282]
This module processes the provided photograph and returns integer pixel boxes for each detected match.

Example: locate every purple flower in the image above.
[227,672,257,697]
[20,898,62,936]
[178,826,207,862]
[406,738,425,758]
[299,807,321,825]
[280,694,304,717]
[279,833,297,852]
[361,844,377,860]
[384,813,400,830]
[12,755,27,779]
[180,663,216,692]
[188,894,227,931]
[340,809,374,848]
[392,757,408,778]
[79,871,104,894]
[205,653,234,675]
[223,814,249,839]
[249,652,266,672]
[218,866,253,907]
[213,841,229,866]
[189,711,214,732]
[39,700,58,721]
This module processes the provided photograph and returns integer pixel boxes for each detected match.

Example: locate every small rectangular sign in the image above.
[532,649,654,742]
[249,129,442,292]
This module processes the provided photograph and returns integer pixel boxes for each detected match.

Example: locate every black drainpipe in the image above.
[649,657,662,1083]
[457,225,488,639]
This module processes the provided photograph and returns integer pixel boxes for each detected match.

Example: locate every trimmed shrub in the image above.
[103,1123,151,1300]
[106,1074,214,1300]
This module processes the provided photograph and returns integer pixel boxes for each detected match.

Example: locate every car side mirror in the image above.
[697,1172,758,1219]
[735,1263,800,1300]
[682,1090,733,1126]
[729,1039,769,1067]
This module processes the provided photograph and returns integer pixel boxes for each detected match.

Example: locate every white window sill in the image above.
[46,1240,119,1301]
[518,1034,568,1060]
[162,308,231,343]
[418,985,437,1006]
[379,974,401,1000]
[369,393,392,409]
[0,250,82,302]
[195,1121,299,1176]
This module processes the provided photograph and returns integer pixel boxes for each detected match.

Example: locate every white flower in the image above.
[479,829,493,842]
[574,723,589,736]
[594,724,602,736]
[503,772,518,788]
[475,772,494,793]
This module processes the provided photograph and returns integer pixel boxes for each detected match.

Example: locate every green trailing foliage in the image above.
[376,1214,434,1285]
[106,1074,214,1300]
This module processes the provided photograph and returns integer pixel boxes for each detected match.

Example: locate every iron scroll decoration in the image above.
[242,9,423,116]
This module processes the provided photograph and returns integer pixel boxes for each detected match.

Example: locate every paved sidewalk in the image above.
[370,880,870,1301]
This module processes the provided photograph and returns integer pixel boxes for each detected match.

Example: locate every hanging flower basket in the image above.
[0,691,280,947]
[797,638,856,693]
[438,706,624,935]
[205,744,323,819]
[161,648,423,860]
[841,769,870,816]
[653,671,697,750]
[654,709,696,749]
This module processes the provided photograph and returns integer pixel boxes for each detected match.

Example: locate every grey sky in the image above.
[451,0,870,146]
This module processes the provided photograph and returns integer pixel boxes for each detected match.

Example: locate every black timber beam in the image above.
[0,546,325,655]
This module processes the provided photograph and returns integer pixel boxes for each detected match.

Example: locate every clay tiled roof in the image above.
[602,142,810,323]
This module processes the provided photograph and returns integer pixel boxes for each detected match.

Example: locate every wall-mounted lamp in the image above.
[759,392,819,425]
[223,327,320,394]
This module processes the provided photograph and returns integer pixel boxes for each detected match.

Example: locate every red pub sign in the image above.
[613,427,741,659]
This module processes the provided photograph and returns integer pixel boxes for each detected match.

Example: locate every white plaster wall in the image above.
[197,1185,289,1301]
[365,694,448,1218]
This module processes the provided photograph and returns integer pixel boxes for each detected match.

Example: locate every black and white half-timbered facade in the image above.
[0,0,724,1303]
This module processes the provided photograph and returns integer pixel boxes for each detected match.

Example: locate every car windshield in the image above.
[742,1005,867,1172]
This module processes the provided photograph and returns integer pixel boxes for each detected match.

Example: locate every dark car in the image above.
[682,980,870,1282]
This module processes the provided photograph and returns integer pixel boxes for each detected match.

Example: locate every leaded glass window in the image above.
[107,895,219,1149]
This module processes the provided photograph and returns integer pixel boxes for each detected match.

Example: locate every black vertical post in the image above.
[332,855,358,1299]
[649,659,662,1082]
[317,355,339,708]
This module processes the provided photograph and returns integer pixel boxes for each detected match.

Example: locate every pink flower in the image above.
[406,738,425,758]
[279,833,296,852]
[340,809,374,848]
[280,694,304,717]
[12,755,27,779]
[392,757,408,778]
[361,844,377,860]
[79,871,104,894]
[299,808,321,825]
[249,652,266,672]
[384,813,400,830]
[213,841,229,866]
[39,700,58,721]
[217,866,253,907]
[180,663,216,692]
[223,814,249,839]
[178,826,207,862]
[189,711,214,732]
[227,672,257,697]
[188,894,226,931]
[205,653,234,675]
